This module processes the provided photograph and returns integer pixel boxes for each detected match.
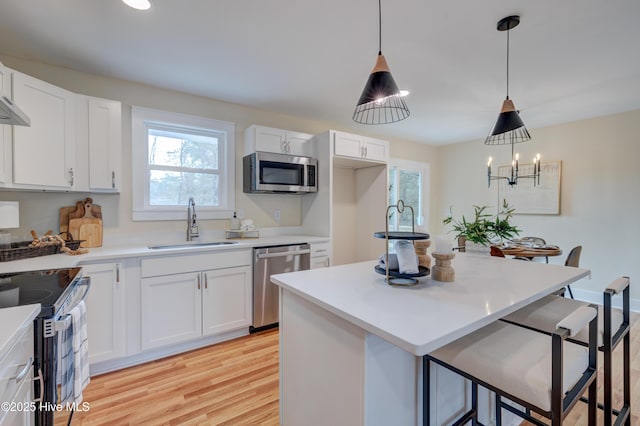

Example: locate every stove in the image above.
[0,267,89,426]
[0,267,82,315]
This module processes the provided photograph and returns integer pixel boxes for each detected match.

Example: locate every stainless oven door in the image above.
[252,244,310,331]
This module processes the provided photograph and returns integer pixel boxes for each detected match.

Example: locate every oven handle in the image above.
[256,249,310,260]
[43,278,92,338]
[73,276,92,307]
[33,368,44,403]
[59,277,91,327]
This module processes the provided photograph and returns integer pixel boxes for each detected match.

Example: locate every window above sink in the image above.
[131,106,236,221]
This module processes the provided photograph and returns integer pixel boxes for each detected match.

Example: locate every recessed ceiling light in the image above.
[123,0,151,10]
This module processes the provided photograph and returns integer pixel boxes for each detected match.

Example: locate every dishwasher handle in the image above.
[256,249,311,260]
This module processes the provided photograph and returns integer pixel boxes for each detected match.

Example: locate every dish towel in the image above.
[70,300,90,404]
[394,240,419,274]
[57,316,74,404]
[378,253,399,270]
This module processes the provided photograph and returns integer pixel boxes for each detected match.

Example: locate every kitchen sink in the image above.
[148,241,239,250]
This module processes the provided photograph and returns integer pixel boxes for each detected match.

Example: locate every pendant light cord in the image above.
[506,28,510,99]
[378,0,382,55]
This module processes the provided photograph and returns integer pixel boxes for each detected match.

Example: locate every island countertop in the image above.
[271,253,590,356]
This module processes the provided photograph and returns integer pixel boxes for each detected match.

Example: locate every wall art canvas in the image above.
[498,160,561,215]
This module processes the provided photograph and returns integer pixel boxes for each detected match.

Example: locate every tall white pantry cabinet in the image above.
[302,129,389,266]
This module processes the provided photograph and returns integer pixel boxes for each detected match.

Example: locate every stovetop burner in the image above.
[0,267,82,314]
[19,288,55,305]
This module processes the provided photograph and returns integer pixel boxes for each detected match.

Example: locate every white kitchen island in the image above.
[271,253,590,426]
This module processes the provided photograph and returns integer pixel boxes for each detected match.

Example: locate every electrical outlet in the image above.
[236,209,244,219]
[273,209,281,222]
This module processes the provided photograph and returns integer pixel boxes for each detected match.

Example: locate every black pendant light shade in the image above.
[485,98,531,145]
[353,53,410,124]
[484,15,531,145]
[352,0,409,125]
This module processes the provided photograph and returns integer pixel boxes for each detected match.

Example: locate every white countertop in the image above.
[0,304,40,361]
[271,253,590,356]
[0,234,329,274]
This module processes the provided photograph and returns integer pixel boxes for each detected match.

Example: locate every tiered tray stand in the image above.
[374,200,430,286]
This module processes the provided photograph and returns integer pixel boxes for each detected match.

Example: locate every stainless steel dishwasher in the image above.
[251,243,310,332]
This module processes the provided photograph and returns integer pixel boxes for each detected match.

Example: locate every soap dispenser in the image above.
[230,211,240,230]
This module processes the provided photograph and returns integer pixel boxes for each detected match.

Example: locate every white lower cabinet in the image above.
[141,272,202,349]
[1,366,34,426]
[310,242,331,269]
[140,251,252,351]
[202,267,252,335]
[83,262,126,365]
[0,322,34,426]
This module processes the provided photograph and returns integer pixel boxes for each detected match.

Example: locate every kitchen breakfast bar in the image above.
[271,253,590,426]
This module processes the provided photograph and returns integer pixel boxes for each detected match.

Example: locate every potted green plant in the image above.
[443,199,521,248]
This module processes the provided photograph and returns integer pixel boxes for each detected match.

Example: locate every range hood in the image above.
[0,96,30,126]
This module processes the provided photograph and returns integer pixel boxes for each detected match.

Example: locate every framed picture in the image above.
[498,160,561,215]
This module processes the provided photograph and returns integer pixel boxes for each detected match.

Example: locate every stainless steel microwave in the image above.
[243,151,318,194]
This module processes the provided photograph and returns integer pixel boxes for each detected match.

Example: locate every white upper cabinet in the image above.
[74,96,122,192]
[333,131,363,159]
[0,67,122,192]
[333,131,388,164]
[362,137,388,162]
[12,71,76,189]
[244,125,314,157]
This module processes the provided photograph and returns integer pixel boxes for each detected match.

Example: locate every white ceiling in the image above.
[1,0,639,145]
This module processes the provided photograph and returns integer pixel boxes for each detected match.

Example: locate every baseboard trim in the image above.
[89,328,249,376]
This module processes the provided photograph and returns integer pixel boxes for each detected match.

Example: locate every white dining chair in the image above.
[501,276,631,425]
[424,305,598,426]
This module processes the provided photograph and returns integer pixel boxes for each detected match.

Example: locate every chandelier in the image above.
[487,152,541,187]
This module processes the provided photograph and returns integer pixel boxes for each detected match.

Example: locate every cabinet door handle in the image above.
[204,275,208,289]
[364,146,368,158]
[197,275,201,290]
[112,171,116,188]
[68,168,74,186]
[12,357,32,382]
[116,264,120,283]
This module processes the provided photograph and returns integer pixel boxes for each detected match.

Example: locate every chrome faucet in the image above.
[187,197,199,241]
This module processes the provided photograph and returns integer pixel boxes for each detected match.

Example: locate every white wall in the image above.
[4,55,635,306]
[0,55,428,243]
[435,109,640,305]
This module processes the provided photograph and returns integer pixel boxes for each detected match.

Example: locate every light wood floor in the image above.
[66,315,639,426]
[67,329,279,425]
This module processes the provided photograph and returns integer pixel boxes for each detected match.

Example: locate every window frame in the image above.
[387,158,430,232]
[131,106,235,221]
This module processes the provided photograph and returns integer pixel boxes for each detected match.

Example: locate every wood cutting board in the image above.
[65,198,103,248]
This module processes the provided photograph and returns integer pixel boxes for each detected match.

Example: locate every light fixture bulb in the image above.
[123,0,151,10]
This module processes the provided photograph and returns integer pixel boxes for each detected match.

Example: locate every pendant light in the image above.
[352,0,409,125]
[484,15,530,145]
